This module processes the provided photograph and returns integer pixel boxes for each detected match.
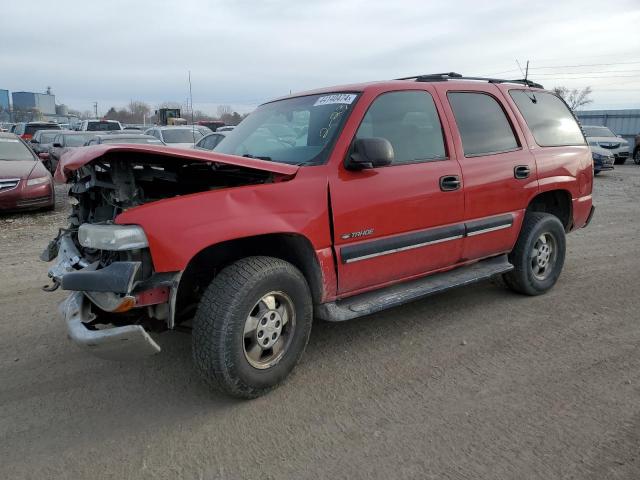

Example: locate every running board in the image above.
[315,255,513,322]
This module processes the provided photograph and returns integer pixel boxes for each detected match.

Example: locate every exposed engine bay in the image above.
[68,152,274,225]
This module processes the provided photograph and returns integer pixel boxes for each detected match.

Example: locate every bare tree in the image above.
[552,86,593,111]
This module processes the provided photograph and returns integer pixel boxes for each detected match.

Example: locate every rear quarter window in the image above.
[447,92,519,157]
[509,90,585,147]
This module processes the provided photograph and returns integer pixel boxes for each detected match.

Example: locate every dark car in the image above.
[13,122,62,141]
[85,134,164,146]
[47,132,97,173]
[0,133,54,211]
[633,133,640,165]
[194,131,227,150]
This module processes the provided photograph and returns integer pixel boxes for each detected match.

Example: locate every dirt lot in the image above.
[1,166,639,480]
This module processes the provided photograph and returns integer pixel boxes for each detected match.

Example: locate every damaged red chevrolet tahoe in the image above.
[43,74,594,398]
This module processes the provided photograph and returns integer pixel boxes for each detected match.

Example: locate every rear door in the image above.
[329,88,465,294]
[435,84,537,261]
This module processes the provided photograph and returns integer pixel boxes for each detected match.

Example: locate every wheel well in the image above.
[527,190,572,231]
[174,234,324,324]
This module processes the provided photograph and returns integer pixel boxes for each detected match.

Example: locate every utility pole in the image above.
[93,102,98,118]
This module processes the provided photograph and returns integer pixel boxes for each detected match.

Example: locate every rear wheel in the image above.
[193,256,313,399]
[503,212,566,296]
[634,149,640,165]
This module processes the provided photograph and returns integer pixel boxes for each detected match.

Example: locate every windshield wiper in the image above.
[243,154,272,161]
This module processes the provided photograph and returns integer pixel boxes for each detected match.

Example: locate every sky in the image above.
[1,0,639,115]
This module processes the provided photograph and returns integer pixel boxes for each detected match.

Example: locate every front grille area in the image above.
[16,195,51,207]
[599,143,621,149]
[0,178,20,193]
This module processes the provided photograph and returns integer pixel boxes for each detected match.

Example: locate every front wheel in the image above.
[193,256,313,399]
[503,212,566,296]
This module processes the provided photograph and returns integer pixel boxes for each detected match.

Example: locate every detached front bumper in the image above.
[46,234,175,360]
[61,292,161,360]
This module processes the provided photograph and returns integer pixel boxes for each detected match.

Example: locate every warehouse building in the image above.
[0,89,9,111]
[576,109,640,148]
[11,91,56,115]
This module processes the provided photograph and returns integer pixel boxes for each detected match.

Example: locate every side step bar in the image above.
[315,255,513,322]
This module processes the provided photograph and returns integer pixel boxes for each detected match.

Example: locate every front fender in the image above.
[115,168,331,273]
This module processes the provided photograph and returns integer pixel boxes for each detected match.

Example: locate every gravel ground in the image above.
[1,166,639,480]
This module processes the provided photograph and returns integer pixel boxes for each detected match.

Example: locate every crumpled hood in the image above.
[54,144,299,182]
[0,160,37,180]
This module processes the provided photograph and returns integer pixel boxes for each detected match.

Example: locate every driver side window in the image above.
[355,91,447,165]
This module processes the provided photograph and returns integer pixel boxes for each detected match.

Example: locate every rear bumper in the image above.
[60,292,161,360]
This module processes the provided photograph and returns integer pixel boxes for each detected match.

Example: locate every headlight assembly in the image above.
[78,224,148,251]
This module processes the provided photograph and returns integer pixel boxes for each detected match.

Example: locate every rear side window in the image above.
[509,90,585,147]
[448,92,519,156]
[355,91,446,164]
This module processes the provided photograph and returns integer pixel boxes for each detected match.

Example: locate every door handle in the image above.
[514,165,531,179]
[439,175,461,191]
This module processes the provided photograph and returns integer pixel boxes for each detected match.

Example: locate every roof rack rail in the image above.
[395,72,544,89]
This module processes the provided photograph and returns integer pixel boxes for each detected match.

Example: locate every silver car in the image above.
[583,125,630,165]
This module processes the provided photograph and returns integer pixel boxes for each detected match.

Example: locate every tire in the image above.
[503,212,566,296]
[614,158,626,165]
[193,256,313,399]
[634,150,640,165]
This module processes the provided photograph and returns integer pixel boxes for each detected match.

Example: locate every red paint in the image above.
[62,79,593,303]
[135,286,170,307]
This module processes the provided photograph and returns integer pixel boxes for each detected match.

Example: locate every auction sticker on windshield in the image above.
[313,94,357,106]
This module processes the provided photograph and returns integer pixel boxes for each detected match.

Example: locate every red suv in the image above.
[43,73,594,398]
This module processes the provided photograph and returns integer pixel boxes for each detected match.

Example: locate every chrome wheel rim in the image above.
[243,291,295,370]
[530,232,557,281]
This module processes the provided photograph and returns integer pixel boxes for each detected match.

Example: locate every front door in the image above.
[329,89,466,295]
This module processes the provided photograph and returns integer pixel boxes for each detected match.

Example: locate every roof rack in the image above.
[395,72,544,89]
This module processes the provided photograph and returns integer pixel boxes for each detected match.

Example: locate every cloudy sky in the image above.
[1,0,639,115]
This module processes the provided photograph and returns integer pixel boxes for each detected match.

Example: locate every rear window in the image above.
[63,134,96,146]
[87,121,121,131]
[509,90,585,147]
[26,124,61,135]
[448,92,519,156]
[0,137,34,161]
[582,125,615,138]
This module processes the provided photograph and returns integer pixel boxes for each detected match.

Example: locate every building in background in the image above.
[576,109,640,147]
[0,89,9,111]
[12,91,56,115]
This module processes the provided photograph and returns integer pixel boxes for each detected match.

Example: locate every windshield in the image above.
[87,121,121,131]
[101,137,163,144]
[162,128,204,143]
[0,137,34,161]
[26,124,60,135]
[64,134,96,147]
[583,126,615,137]
[215,92,358,165]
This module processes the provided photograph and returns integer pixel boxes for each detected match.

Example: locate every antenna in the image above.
[188,70,196,144]
[524,60,529,82]
[515,59,525,77]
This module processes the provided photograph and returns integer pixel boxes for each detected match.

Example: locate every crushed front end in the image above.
[42,147,275,360]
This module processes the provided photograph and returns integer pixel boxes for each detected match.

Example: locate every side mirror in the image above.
[52,142,62,148]
[345,138,394,170]
[30,139,39,144]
